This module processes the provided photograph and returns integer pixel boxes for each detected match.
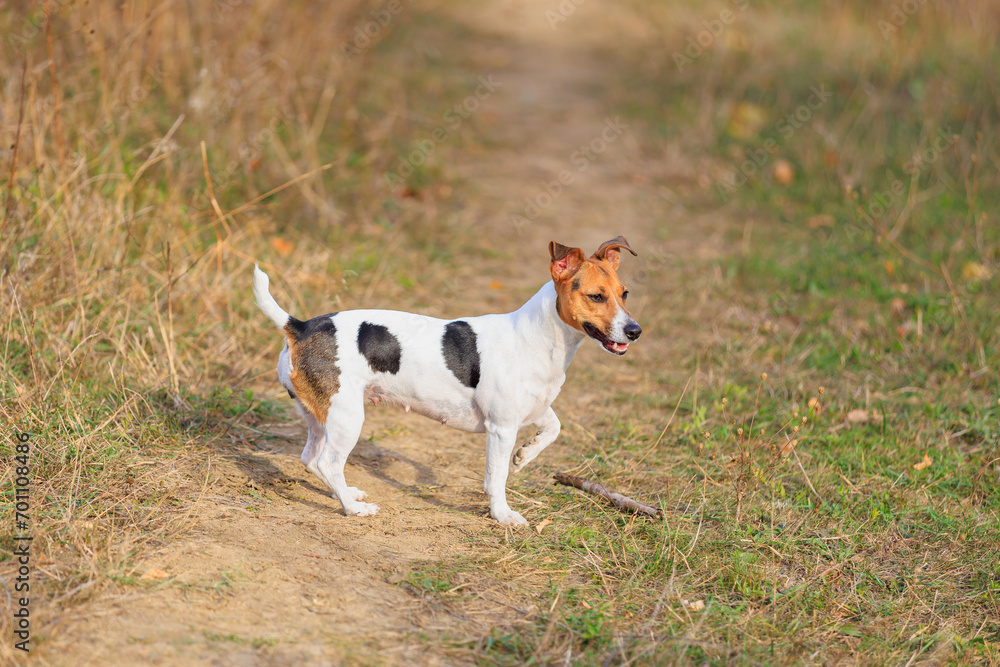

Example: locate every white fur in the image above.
[258,273,607,526]
[609,305,637,344]
[253,265,291,329]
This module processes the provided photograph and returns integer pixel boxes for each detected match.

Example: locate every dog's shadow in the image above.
[227,447,333,515]
[234,434,479,516]
[350,439,479,513]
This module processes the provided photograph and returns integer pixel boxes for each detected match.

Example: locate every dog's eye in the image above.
[588,293,605,303]
[622,290,629,301]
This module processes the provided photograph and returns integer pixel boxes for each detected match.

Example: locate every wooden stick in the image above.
[553,472,662,519]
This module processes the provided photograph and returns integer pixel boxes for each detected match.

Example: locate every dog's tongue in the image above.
[611,342,628,353]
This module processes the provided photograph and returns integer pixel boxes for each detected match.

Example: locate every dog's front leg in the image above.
[483,421,528,526]
[513,407,561,473]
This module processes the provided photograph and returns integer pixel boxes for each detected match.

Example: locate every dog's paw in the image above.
[491,508,529,527]
[346,502,379,517]
[346,486,369,501]
[512,446,526,469]
[512,443,541,473]
[513,431,548,473]
[512,451,530,473]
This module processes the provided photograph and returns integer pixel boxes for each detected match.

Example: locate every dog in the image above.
[253,236,641,525]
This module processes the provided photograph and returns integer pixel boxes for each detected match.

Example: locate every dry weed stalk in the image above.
[703,374,823,521]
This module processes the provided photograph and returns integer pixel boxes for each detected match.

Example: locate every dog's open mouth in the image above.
[583,322,628,355]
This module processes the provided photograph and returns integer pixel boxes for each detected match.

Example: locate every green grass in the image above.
[454,392,1000,663]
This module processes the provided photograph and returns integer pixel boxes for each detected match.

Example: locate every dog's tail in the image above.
[253,264,293,330]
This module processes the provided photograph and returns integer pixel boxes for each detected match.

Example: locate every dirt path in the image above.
[41,2,725,664]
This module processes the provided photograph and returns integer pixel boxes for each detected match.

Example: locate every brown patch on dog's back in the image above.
[284,314,340,422]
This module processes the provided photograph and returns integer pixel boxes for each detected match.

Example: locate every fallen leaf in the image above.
[489,280,505,290]
[806,214,834,229]
[535,518,552,535]
[727,102,767,139]
[884,260,896,278]
[682,599,705,611]
[270,236,294,257]
[819,568,842,583]
[961,261,992,282]
[724,30,749,51]
[140,567,170,582]
[807,397,822,413]
[913,453,933,471]
[889,297,907,319]
[846,409,870,423]
[773,159,794,185]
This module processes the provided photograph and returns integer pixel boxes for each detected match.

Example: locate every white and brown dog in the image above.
[253,236,641,526]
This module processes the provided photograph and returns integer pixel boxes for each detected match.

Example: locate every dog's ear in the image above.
[549,241,585,282]
[591,235,637,270]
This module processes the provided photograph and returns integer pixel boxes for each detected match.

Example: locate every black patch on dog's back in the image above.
[442,321,480,388]
[357,321,402,374]
[284,314,337,341]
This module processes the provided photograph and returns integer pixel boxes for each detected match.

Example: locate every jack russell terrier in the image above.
[253,236,641,526]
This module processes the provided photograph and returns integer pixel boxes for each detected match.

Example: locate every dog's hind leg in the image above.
[313,388,378,516]
[298,408,325,477]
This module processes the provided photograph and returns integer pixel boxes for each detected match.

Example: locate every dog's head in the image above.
[549,236,641,355]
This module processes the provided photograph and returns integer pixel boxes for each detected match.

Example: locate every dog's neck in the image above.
[512,281,586,371]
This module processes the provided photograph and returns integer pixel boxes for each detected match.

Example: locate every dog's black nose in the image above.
[624,322,642,341]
